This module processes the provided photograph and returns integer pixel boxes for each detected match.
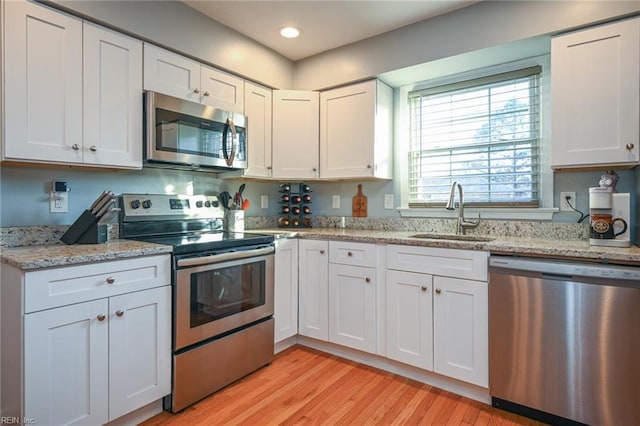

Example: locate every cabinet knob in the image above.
[203,91,210,97]
[365,277,371,283]
[106,277,115,284]
[267,166,272,170]
[347,251,353,257]
[320,250,325,254]
[435,288,442,294]
[367,164,372,169]
[626,143,635,150]
[97,314,106,321]
[72,144,80,151]
[115,310,124,317]
[312,168,317,172]
[421,286,427,292]
[193,88,200,94]
[89,145,97,152]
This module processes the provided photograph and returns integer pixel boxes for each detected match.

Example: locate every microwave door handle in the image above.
[223,118,237,166]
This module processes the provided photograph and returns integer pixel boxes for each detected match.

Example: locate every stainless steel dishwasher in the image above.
[489,256,640,425]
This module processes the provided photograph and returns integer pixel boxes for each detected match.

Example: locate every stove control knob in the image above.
[142,200,152,209]
[196,200,204,208]
[130,200,141,209]
[212,201,220,208]
[204,200,211,208]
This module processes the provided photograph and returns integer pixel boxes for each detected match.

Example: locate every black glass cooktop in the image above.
[130,230,274,255]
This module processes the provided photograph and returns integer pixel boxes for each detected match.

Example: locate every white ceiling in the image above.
[182,1,479,61]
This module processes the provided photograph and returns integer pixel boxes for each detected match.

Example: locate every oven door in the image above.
[174,245,274,350]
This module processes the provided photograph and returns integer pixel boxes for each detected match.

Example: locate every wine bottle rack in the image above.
[278,183,312,228]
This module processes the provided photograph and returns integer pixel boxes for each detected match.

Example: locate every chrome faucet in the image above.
[446,181,480,235]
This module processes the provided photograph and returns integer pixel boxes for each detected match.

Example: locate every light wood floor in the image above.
[142,345,545,425]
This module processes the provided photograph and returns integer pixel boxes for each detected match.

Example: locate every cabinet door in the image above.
[433,276,488,387]
[386,270,433,370]
[83,23,143,169]
[274,239,299,342]
[551,17,640,168]
[200,64,244,113]
[244,82,273,178]
[24,299,109,426]
[143,43,200,102]
[4,1,83,163]
[108,286,171,420]
[298,239,329,340]
[328,263,376,353]
[272,90,320,179]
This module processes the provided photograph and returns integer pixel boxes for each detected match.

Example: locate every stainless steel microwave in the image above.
[144,91,247,170]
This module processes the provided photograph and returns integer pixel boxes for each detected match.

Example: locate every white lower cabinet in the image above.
[274,238,299,343]
[2,255,171,425]
[432,276,488,387]
[386,270,433,370]
[328,263,376,353]
[386,245,488,388]
[298,239,329,340]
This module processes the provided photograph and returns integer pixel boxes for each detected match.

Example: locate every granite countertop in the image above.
[249,228,640,265]
[1,239,173,270]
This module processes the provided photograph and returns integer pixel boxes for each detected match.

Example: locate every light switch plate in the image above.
[384,194,394,209]
[260,195,268,209]
[332,195,340,209]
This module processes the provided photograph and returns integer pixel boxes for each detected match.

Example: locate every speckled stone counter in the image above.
[1,240,173,270]
[249,228,640,265]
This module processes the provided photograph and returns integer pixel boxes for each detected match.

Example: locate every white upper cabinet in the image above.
[243,82,273,178]
[144,44,244,114]
[83,23,143,168]
[4,1,83,164]
[272,90,320,179]
[3,1,143,169]
[320,80,393,179]
[551,17,639,169]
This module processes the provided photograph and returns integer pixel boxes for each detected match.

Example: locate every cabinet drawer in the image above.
[329,241,377,267]
[387,245,487,282]
[25,255,171,313]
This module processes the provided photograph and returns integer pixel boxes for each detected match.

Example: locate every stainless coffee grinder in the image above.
[588,186,631,247]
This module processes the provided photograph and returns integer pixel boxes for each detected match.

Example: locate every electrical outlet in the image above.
[560,191,576,212]
[332,195,340,209]
[50,192,68,213]
[384,194,394,209]
[260,195,268,209]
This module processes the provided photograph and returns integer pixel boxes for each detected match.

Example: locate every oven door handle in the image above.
[177,246,274,268]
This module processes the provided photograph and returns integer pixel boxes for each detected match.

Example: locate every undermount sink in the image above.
[409,233,495,242]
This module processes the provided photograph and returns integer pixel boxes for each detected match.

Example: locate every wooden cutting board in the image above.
[352,184,368,217]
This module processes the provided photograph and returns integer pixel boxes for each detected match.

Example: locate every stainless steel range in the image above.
[119,193,275,412]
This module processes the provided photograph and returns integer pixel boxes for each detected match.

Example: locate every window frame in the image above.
[395,55,556,220]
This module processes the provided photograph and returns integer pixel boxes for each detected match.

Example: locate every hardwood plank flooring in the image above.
[142,345,545,426]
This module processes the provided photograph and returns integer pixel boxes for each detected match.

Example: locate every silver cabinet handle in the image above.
[435,288,442,294]
[320,249,325,254]
[106,277,115,284]
[89,145,97,152]
[203,91,210,96]
[115,310,124,317]
[97,314,106,321]
[421,286,427,292]
[365,277,371,283]
[626,143,635,150]
[193,88,200,94]
[72,144,80,151]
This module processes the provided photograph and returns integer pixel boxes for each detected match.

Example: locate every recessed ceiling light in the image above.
[280,26,300,39]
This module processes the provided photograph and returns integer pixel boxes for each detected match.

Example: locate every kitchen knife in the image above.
[97,207,121,225]
[95,199,115,219]
[91,192,115,215]
[90,191,112,214]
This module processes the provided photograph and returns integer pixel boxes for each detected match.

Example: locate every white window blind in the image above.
[408,66,541,207]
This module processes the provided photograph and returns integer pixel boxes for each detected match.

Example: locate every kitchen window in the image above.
[408,66,541,208]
